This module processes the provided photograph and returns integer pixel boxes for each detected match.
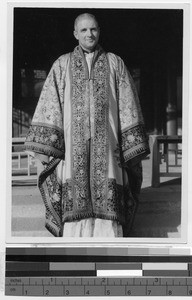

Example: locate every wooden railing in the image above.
[12,137,37,184]
[149,135,182,187]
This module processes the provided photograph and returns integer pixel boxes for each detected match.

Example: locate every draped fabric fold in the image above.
[115,55,149,166]
[25,45,150,237]
[24,55,70,159]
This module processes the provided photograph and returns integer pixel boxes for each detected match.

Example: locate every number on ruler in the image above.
[45,290,49,296]
[65,290,69,296]
[106,289,110,296]
[127,290,132,296]
[168,290,173,296]
[189,290,192,296]
[148,289,151,295]
[85,289,90,295]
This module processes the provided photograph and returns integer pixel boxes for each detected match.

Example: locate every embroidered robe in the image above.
[25,45,150,237]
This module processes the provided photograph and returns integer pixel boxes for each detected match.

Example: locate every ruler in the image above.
[5,276,192,296]
[5,248,192,296]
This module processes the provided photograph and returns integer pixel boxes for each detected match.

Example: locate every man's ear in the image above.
[73,30,79,40]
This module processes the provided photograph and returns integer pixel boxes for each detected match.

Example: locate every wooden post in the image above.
[149,135,160,187]
[166,56,178,151]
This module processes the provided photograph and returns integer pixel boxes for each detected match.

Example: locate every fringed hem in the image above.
[25,142,64,159]
[63,211,125,225]
[45,221,63,237]
[40,180,63,228]
[38,157,61,186]
[38,158,63,236]
[123,143,150,163]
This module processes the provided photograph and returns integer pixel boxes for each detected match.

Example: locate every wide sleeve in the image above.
[24,54,69,159]
[116,56,150,167]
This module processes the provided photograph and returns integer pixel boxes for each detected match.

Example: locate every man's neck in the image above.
[80,46,95,54]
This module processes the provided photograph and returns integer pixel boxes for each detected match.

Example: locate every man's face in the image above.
[74,17,100,52]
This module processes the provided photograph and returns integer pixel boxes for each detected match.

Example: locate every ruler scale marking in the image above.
[6,277,192,296]
[5,248,192,297]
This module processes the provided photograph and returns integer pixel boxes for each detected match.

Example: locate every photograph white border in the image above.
[4,0,192,247]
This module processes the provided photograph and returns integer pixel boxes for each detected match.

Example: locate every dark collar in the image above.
[78,45,103,55]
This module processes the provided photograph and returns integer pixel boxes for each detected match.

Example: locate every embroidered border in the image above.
[25,124,65,158]
[90,49,110,212]
[70,47,92,213]
[70,46,116,220]
[38,158,63,237]
[121,123,149,162]
[61,47,143,228]
[122,183,138,236]
[62,178,126,225]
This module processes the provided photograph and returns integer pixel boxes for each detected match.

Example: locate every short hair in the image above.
[74,13,99,31]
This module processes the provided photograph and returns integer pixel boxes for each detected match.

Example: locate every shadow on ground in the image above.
[129,178,181,238]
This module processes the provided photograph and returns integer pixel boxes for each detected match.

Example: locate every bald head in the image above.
[74,13,99,31]
[73,13,100,52]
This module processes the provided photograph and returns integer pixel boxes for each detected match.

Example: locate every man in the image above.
[25,13,150,237]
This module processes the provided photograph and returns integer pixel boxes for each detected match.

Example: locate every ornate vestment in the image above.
[25,45,150,237]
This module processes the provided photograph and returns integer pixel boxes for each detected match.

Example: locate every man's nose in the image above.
[87,29,92,36]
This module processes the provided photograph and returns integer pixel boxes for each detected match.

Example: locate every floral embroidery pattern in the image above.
[106,179,125,223]
[62,178,126,224]
[45,170,63,228]
[71,47,91,212]
[91,49,110,213]
[25,46,150,236]
[116,56,144,131]
[46,172,62,203]
[25,124,64,158]
[38,158,64,237]
[121,124,149,162]
[32,55,69,127]
[67,46,125,222]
